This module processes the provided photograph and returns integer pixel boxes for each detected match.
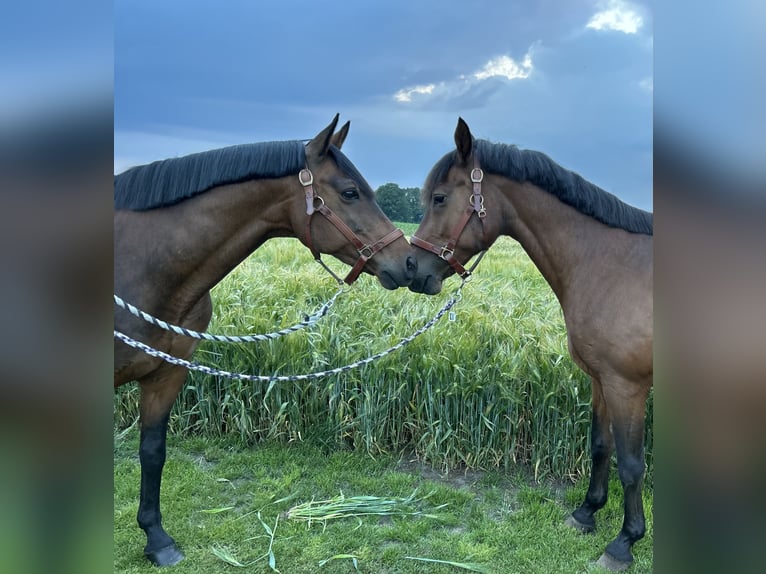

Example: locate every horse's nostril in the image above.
[406,255,418,274]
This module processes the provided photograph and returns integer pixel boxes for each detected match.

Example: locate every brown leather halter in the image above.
[299,167,404,285]
[410,156,488,278]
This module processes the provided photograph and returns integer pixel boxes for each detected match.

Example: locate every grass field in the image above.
[114,221,653,571]
[114,432,653,573]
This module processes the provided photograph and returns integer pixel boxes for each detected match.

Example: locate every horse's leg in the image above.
[596,378,650,571]
[136,364,188,567]
[566,376,614,533]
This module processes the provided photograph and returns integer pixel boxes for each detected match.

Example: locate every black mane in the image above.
[114,140,306,211]
[424,139,653,235]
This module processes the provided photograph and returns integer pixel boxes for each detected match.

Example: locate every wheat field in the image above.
[114,225,653,481]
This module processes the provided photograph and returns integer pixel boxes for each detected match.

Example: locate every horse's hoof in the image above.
[565,514,595,534]
[146,544,184,567]
[595,551,632,571]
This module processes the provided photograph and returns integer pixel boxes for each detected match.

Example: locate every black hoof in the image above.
[146,543,184,567]
[565,513,595,534]
[595,551,632,571]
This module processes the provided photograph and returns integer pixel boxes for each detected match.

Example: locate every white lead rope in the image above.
[114,284,345,343]
[113,280,466,383]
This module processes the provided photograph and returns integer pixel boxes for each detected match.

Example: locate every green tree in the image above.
[375,183,423,223]
[402,186,423,223]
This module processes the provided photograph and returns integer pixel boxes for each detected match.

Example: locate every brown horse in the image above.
[114,114,416,566]
[409,118,652,571]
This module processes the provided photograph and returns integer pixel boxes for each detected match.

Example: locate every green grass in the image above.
[114,432,653,573]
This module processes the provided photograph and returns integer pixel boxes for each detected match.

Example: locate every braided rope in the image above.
[113,281,465,383]
[113,285,345,343]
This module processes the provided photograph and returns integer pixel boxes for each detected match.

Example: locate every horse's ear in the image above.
[330,121,350,150]
[306,113,340,159]
[454,117,473,165]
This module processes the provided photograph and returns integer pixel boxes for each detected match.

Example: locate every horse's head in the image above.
[298,114,416,289]
[409,118,499,295]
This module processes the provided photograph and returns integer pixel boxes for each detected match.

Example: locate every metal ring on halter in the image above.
[440,246,454,260]
[468,190,487,218]
[313,196,325,209]
[471,168,484,182]
[358,245,374,259]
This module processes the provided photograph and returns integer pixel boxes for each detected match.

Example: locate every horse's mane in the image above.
[114,140,307,211]
[424,139,653,235]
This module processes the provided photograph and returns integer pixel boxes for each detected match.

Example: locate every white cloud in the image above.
[474,54,533,81]
[587,0,643,34]
[394,84,436,103]
[393,49,534,105]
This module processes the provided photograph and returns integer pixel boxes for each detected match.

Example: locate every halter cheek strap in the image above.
[410,156,487,278]
[299,168,404,285]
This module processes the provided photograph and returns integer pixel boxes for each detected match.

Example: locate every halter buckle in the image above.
[358,245,374,259]
[439,246,454,260]
[470,168,484,183]
[298,169,314,186]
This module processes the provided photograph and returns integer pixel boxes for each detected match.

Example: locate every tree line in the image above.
[375,183,423,223]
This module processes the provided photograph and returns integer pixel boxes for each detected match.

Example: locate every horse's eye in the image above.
[433,194,446,205]
[341,189,359,200]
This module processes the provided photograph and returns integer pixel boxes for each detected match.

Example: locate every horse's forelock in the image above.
[421,151,456,206]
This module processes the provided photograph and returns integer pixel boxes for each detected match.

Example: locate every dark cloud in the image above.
[115,0,653,209]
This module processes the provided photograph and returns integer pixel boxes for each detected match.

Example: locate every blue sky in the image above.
[115,0,653,210]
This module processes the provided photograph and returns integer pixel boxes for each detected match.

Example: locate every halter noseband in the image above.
[410,155,488,278]
[299,167,404,285]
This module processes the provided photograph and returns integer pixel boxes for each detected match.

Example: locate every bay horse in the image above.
[114,114,416,566]
[408,118,652,571]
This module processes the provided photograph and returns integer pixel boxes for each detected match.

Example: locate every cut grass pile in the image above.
[286,490,447,525]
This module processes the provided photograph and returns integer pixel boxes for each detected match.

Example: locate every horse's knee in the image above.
[139,417,170,466]
[139,435,167,468]
[617,454,645,488]
[591,434,613,464]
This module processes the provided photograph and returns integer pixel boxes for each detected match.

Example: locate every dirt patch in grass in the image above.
[395,451,485,490]
[393,449,585,525]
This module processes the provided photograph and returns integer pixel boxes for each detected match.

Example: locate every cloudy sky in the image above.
[115,0,653,210]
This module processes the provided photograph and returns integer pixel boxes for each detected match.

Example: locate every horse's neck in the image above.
[497,180,601,305]
[162,178,296,303]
